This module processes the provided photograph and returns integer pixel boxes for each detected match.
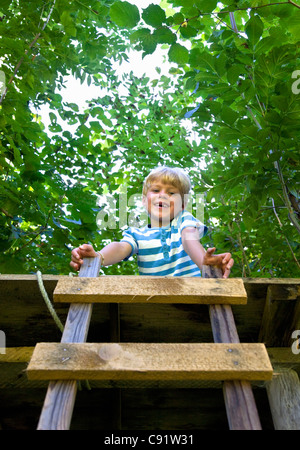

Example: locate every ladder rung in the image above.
[27,342,272,382]
[53,276,247,304]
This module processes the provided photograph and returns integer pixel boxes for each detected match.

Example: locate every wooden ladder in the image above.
[27,257,273,430]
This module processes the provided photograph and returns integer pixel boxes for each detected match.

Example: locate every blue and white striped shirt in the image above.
[121,211,207,277]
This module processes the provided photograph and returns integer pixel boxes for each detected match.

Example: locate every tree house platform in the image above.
[0,275,299,430]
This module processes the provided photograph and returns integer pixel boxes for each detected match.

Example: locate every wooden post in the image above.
[37,256,101,430]
[203,265,262,430]
[109,303,121,430]
[266,369,300,430]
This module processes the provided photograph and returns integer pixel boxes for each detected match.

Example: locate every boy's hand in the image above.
[203,247,234,279]
[70,244,98,271]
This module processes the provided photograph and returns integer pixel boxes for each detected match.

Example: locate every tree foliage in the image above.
[0,0,299,277]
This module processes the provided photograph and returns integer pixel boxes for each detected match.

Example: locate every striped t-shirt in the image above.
[121,210,207,277]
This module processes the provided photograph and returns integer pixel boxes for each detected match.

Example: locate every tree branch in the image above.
[274,161,300,234]
[0,0,56,105]
[288,0,300,9]
[227,11,300,237]
[0,208,14,218]
[185,1,300,22]
[271,198,300,270]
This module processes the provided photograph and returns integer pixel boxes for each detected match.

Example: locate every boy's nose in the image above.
[158,191,168,198]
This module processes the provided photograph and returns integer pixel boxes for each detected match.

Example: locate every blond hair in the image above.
[142,166,191,200]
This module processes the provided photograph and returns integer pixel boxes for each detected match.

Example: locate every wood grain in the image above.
[27,342,273,381]
[207,265,264,430]
[266,369,300,430]
[53,276,247,304]
[36,256,101,430]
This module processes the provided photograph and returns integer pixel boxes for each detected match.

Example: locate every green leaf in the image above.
[0,0,12,12]
[130,28,157,55]
[170,12,184,25]
[227,64,245,84]
[168,43,189,65]
[1,37,25,53]
[189,50,215,72]
[245,15,264,45]
[214,52,226,77]
[142,4,166,28]
[49,112,57,123]
[153,27,176,45]
[60,11,77,37]
[264,110,281,125]
[201,172,213,186]
[206,99,221,116]
[287,17,300,40]
[255,36,280,55]
[194,0,218,13]
[188,48,203,68]
[90,121,102,133]
[180,24,198,39]
[66,103,79,112]
[6,136,22,165]
[109,1,140,28]
[220,105,239,125]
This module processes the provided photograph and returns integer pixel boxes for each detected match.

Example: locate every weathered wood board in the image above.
[53,276,247,304]
[27,342,272,381]
[36,256,101,430]
[266,369,300,430]
[2,276,299,347]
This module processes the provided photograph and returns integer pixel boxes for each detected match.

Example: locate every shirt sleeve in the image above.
[179,211,208,238]
[120,227,138,259]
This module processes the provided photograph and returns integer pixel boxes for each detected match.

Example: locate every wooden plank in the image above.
[210,304,264,430]
[53,276,247,305]
[0,347,34,362]
[209,304,240,343]
[1,346,296,369]
[222,379,262,430]
[1,347,298,392]
[1,273,299,284]
[3,276,299,348]
[37,380,77,430]
[36,256,101,430]
[0,347,296,391]
[27,342,273,381]
[266,369,300,430]
[207,265,264,430]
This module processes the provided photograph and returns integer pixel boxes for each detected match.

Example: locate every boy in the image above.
[70,166,233,278]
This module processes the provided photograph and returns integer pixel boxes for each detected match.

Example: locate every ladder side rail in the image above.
[204,265,262,430]
[37,257,101,430]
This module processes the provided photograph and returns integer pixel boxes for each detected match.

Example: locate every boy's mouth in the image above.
[154,201,169,208]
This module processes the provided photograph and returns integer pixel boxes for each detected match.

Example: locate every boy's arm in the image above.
[181,227,234,278]
[70,242,132,271]
[98,241,132,266]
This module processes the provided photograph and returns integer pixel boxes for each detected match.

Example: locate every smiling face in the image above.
[142,181,184,227]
